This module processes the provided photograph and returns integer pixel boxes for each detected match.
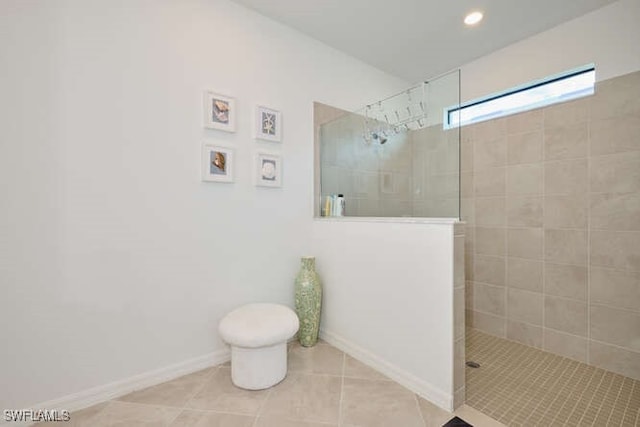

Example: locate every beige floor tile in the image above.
[288,341,344,376]
[259,373,341,424]
[416,397,453,427]
[185,367,269,415]
[341,378,423,427]
[117,368,215,407]
[343,355,389,381]
[92,401,181,426]
[169,409,254,426]
[255,416,337,426]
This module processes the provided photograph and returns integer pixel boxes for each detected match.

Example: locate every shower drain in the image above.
[466,361,481,368]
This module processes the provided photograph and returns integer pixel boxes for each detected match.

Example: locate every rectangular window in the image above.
[445,65,595,128]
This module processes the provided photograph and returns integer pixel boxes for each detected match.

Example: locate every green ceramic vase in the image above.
[294,256,322,347]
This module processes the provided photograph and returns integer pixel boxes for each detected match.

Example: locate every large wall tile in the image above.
[473,283,506,316]
[507,258,542,292]
[470,310,506,337]
[589,341,640,381]
[474,168,506,197]
[591,267,640,312]
[475,197,505,226]
[507,196,542,227]
[544,229,588,266]
[544,263,587,301]
[474,255,506,286]
[507,320,542,348]
[474,117,507,141]
[507,228,542,260]
[590,304,640,352]
[591,230,640,272]
[454,235,465,289]
[544,194,588,229]
[454,288,465,341]
[460,197,474,225]
[506,164,543,195]
[507,288,542,326]
[460,140,473,172]
[590,114,640,156]
[474,138,506,170]
[591,71,640,120]
[465,282,474,310]
[544,122,588,161]
[475,227,505,256]
[544,159,587,195]
[543,97,589,128]
[460,172,473,198]
[506,109,543,134]
[590,151,640,194]
[507,131,542,165]
[543,328,588,363]
[544,296,587,337]
[590,192,640,231]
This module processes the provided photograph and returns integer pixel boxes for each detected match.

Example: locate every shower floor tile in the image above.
[466,328,640,426]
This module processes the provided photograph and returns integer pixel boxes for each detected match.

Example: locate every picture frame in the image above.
[255,152,282,187]
[254,105,282,142]
[202,145,234,183]
[203,91,236,132]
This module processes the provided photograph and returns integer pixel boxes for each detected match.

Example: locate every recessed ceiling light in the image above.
[464,11,483,26]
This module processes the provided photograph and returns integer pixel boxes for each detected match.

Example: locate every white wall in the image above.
[460,0,640,102]
[312,219,457,409]
[0,0,407,409]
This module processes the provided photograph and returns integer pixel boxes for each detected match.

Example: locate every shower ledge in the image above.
[313,216,462,225]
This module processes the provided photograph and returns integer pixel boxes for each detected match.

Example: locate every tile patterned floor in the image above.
[466,329,640,427]
[39,340,504,427]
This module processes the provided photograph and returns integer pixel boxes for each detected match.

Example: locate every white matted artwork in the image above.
[254,105,282,142]
[203,91,236,132]
[255,153,282,187]
[202,145,234,183]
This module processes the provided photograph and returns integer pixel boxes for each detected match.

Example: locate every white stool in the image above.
[219,303,299,390]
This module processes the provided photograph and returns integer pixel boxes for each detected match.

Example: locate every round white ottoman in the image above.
[219,303,299,390]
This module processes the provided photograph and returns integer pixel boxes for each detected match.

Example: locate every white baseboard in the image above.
[3,348,230,426]
[320,328,453,411]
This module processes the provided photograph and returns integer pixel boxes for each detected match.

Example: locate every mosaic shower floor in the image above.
[466,329,640,426]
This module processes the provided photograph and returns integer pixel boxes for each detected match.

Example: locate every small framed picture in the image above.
[255,153,282,187]
[254,105,282,142]
[203,91,236,132]
[202,145,234,183]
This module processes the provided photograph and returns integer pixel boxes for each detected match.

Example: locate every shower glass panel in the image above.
[318,69,460,218]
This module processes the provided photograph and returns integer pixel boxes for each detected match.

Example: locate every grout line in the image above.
[586,107,592,367]
[539,105,547,352]
[251,387,273,427]
[181,366,219,410]
[337,352,346,427]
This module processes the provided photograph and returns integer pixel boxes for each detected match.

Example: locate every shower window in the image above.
[445,64,595,129]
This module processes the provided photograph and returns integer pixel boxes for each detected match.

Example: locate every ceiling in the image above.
[231,0,617,82]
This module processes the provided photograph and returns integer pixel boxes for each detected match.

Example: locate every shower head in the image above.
[372,132,388,145]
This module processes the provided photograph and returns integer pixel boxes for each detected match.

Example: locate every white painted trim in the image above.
[4,349,230,426]
[319,329,453,411]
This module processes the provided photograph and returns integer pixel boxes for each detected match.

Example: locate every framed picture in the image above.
[254,105,282,142]
[255,153,282,187]
[203,91,236,132]
[202,145,234,183]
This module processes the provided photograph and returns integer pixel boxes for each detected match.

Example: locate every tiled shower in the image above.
[464,70,640,381]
